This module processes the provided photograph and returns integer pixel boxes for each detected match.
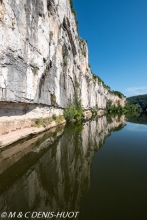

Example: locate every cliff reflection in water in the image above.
[0,116,126,217]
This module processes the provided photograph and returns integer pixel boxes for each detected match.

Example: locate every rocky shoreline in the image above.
[0,109,107,148]
[0,118,66,148]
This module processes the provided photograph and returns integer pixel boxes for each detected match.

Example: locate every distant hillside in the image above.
[127,94,147,111]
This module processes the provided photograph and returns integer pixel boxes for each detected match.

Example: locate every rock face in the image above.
[0,0,125,119]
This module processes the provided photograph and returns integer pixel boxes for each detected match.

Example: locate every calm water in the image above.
[0,115,147,220]
[80,121,147,220]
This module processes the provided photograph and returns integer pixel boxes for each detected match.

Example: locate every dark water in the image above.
[80,122,147,220]
[0,115,147,220]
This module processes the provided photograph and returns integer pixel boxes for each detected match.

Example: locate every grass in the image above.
[33,115,64,127]
[34,118,52,127]
[55,115,64,123]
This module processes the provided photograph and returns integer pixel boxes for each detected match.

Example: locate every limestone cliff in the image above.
[0,0,125,119]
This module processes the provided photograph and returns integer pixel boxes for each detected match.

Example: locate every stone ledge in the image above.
[0,119,66,148]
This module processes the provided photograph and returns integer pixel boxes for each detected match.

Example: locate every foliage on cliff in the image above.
[69,0,76,16]
[69,0,78,29]
[64,90,83,121]
[92,73,110,90]
[92,73,125,99]
[110,90,125,98]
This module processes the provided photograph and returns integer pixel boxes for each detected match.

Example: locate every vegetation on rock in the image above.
[91,108,97,116]
[32,67,39,75]
[64,89,83,121]
[34,115,64,127]
[69,0,78,30]
[91,72,125,99]
[69,0,76,16]
[110,90,125,98]
[34,118,52,127]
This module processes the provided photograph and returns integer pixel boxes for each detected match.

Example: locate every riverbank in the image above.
[0,109,106,148]
[0,118,66,149]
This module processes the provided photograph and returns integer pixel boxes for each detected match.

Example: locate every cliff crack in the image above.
[63,17,77,56]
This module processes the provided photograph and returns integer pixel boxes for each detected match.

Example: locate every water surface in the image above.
[80,120,147,220]
[0,115,147,220]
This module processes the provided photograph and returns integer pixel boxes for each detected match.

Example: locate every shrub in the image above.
[63,104,83,121]
[32,67,39,75]
[51,94,56,102]
[75,81,80,88]
[64,104,76,121]
[74,108,83,120]
[82,51,86,57]
[69,0,76,16]
[55,115,64,123]
[34,117,55,127]
[64,88,83,121]
[35,118,41,125]
[34,118,45,127]
[50,94,56,105]
[62,50,68,58]
[63,59,68,66]
[52,114,57,120]
[69,0,78,30]
[111,90,124,98]
[91,108,97,116]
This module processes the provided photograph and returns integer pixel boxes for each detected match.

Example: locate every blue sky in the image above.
[73,0,147,97]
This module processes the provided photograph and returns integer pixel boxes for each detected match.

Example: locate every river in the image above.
[0,115,147,220]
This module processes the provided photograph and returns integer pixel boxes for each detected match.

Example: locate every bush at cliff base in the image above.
[64,104,76,121]
[63,104,83,121]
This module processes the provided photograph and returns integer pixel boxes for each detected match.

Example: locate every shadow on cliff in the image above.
[0,101,53,117]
